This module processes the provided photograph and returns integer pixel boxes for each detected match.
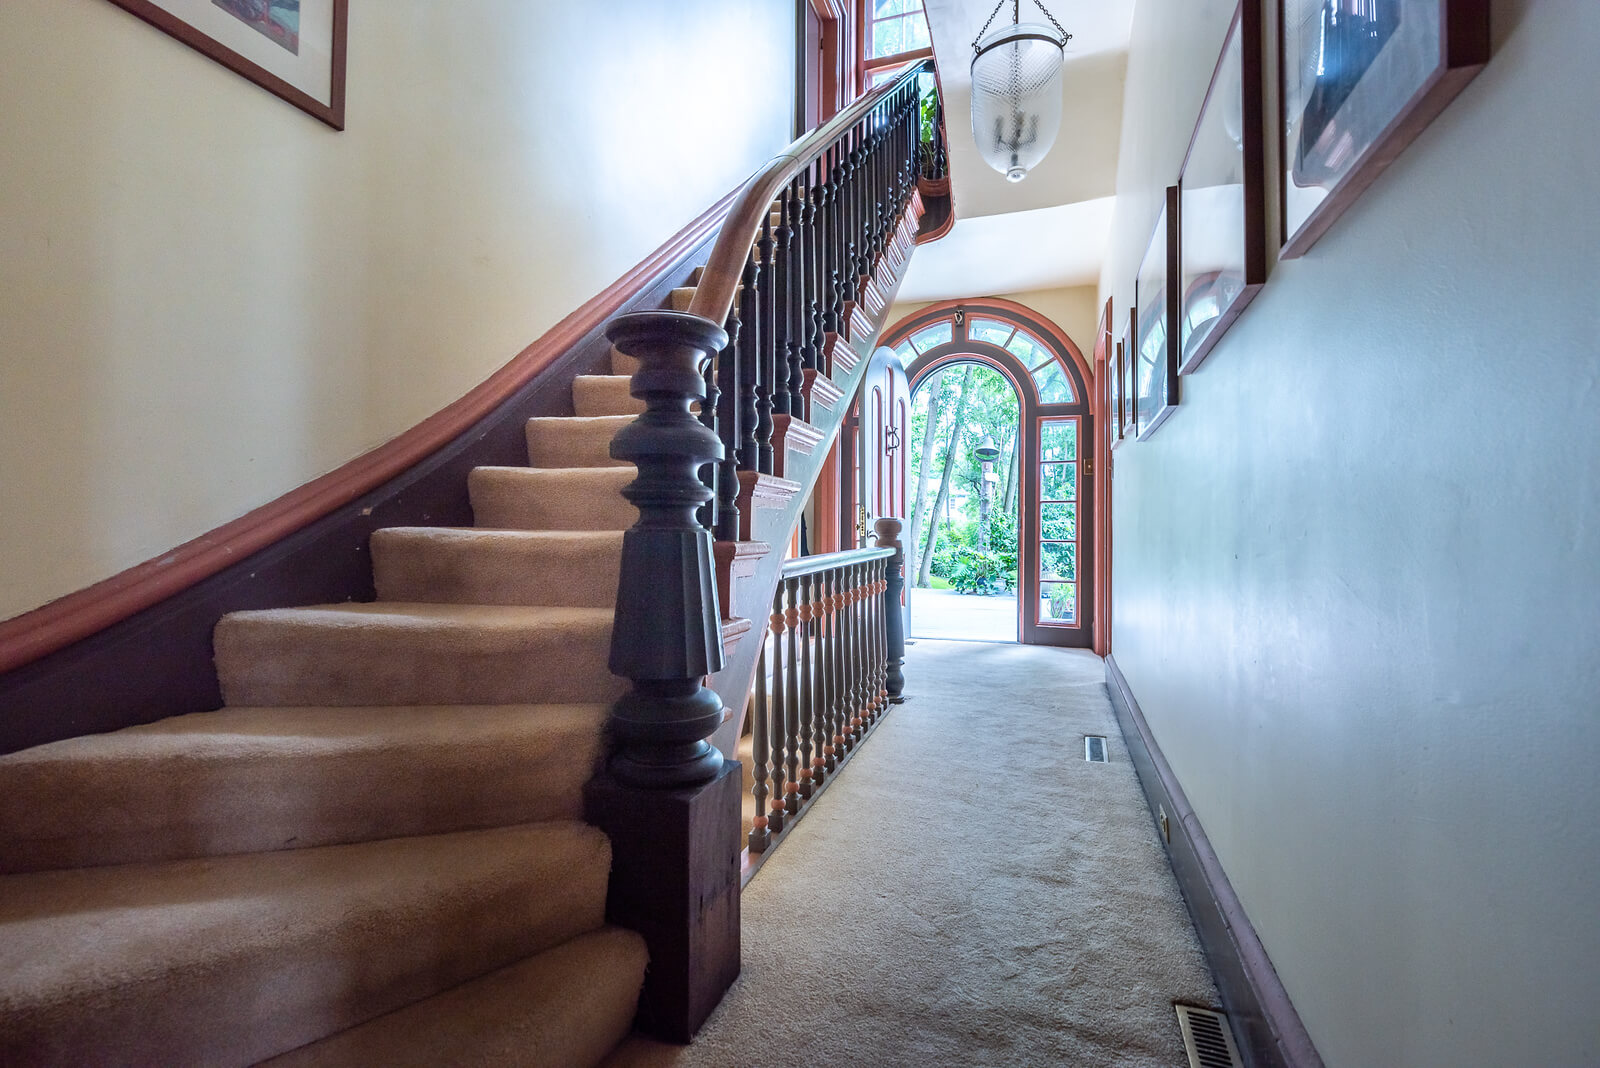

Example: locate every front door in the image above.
[1021,413,1094,647]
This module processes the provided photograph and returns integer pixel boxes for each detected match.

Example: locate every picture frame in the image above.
[1134,187,1181,439]
[1119,308,1137,441]
[1280,0,1489,258]
[1109,337,1126,449]
[104,0,349,129]
[1177,2,1267,374]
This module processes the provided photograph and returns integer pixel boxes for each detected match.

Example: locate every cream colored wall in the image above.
[1101,1,1600,1064]
[0,0,795,621]
[887,284,1100,361]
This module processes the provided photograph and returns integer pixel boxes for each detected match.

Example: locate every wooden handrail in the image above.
[688,57,934,327]
[779,546,893,580]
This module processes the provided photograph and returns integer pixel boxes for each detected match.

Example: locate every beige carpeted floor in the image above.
[606,639,1219,1068]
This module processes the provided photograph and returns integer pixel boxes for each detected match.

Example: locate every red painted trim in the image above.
[1092,299,1112,656]
[0,186,742,675]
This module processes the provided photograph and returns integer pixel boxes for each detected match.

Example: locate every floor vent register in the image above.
[1175,1003,1243,1068]
[1084,735,1108,762]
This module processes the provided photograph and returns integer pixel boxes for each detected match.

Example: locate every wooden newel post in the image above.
[874,517,907,703]
[585,309,742,1043]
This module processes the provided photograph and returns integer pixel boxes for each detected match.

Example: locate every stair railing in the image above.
[586,60,936,1042]
[748,518,906,853]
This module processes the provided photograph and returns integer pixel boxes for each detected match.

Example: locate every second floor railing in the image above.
[749,520,906,853]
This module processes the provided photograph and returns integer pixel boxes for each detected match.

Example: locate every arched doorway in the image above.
[883,300,1095,648]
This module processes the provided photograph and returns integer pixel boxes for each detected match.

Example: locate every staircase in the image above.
[0,57,939,1064]
[0,342,673,1066]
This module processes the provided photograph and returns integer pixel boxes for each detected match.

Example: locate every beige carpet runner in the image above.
[0,342,659,1065]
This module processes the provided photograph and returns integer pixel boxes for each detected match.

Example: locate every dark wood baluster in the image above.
[794,163,812,385]
[863,561,878,730]
[772,186,794,420]
[843,127,860,310]
[855,562,869,740]
[748,635,771,852]
[838,559,851,751]
[737,251,760,472]
[874,557,888,724]
[696,352,718,531]
[809,571,828,787]
[797,571,815,800]
[767,592,787,835]
[808,158,828,382]
[783,576,802,815]
[821,567,839,772]
[756,207,777,472]
[713,292,740,542]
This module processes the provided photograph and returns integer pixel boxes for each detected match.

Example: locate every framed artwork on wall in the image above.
[1109,338,1126,449]
[1119,308,1137,441]
[1134,187,1181,439]
[104,0,348,129]
[1280,0,1489,258]
[1178,1,1267,374]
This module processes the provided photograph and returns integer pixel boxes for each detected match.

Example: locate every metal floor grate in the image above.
[1175,1004,1243,1068]
[1084,735,1108,762]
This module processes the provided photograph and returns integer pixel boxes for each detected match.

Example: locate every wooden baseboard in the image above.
[1103,654,1324,1068]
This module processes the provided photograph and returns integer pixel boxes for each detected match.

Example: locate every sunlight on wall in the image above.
[0,0,795,620]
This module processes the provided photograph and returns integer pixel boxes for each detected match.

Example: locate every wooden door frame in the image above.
[890,298,1096,648]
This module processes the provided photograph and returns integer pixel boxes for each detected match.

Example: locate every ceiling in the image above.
[896,196,1115,301]
[913,0,1136,298]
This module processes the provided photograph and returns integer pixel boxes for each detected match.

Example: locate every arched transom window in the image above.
[888,312,1079,407]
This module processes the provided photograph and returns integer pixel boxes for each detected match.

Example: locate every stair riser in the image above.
[470,469,636,532]
[0,707,607,874]
[0,827,611,1068]
[572,376,644,418]
[372,531,622,608]
[261,927,647,1068]
[215,616,623,707]
[524,417,633,469]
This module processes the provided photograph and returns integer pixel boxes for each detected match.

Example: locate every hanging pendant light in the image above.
[970,0,1072,183]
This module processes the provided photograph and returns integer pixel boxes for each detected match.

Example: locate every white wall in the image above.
[1101,2,1600,1065]
[0,0,795,621]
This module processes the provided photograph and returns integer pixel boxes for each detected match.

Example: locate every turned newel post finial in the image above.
[605,310,729,788]
[873,517,907,703]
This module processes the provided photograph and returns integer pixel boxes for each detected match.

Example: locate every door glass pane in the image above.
[1039,420,1077,461]
[1040,462,1077,501]
[1039,582,1077,623]
[1041,542,1077,581]
[1041,502,1077,541]
[968,318,1015,347]
[1032,361,1073,404]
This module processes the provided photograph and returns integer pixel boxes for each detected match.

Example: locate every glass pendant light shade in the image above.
[970,21,1064,183]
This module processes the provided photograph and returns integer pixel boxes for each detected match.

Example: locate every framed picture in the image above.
[1134,187,1181,439]
[1281,0,1489,258]
[1109,338,1126,449]
[105,0,348,129]
[1119,309,1137,441]
[1178,2,1267,374]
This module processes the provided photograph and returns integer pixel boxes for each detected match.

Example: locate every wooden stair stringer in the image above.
[705,193,926,755]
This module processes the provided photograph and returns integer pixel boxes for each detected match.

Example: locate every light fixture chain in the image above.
[1031,0,1073,45]
[972,0,1008,53]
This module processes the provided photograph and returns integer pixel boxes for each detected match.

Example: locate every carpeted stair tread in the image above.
[0,822,612,1067]
[261,927,647,1068]
[469,466,636,532]
[372,528,623,607]
[214,603,622,707]
[525,415,633,469]
[572,375,644,418]
[0,703,608,875]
